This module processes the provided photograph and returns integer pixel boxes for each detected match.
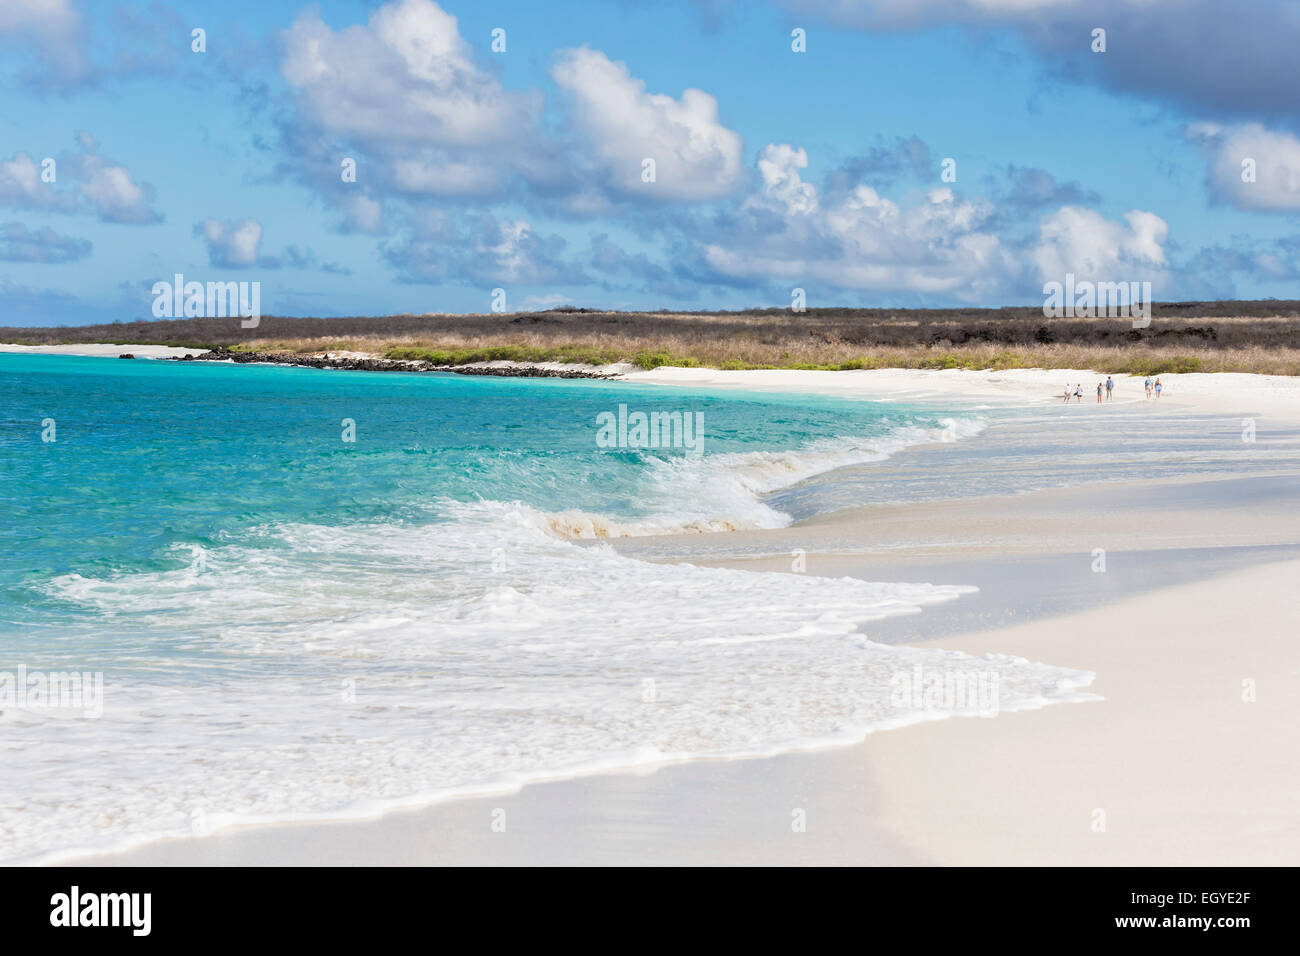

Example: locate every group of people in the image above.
[1063,376,1163,403]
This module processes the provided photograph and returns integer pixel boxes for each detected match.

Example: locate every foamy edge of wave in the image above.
[519,416,986,539]
[22,659,1095,867]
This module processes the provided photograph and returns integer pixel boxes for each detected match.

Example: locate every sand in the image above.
[862,558,1300,865]
[618,366,1300,434]
[0,343,208,359]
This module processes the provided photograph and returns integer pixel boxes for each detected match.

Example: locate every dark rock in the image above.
[171,348,616,379]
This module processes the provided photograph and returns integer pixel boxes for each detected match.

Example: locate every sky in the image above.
[1,0,1299,326]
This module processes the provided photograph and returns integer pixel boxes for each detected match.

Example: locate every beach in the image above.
[0,343,209,360]
[67,553,1300,867]
[25,352,1294,866]
[4,0,1296,894]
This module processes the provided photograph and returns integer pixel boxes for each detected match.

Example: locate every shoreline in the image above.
[59,544,1298,867]
[173,348,629,379]
[5,299,1299,376]
[0,343,210,360]
[8,344,1300,409]
[15,345,1300,866]
[56,462,1300,866]
[8,344,1300,431]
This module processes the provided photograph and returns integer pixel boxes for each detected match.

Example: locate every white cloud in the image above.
[77,158,159,224]
[755,144,818,215]
[692,142,1179,302]
[0,152,76,212]
[1191,123,1300,212]
[339,195,385,235]
[382,214,581,286]
[1031,206,1169,283]
[282,0,532,147]
[0,0,87,83]
[482,220,560,283]
[553,46,744,201]
[280,0,543,201]
[195,218,264,268]
[701,143,1013,298]
[0,138,161,224]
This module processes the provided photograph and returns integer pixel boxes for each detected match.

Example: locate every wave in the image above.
[7,478,1093,865]
[522,416,987,538]
[4,409,1051,863]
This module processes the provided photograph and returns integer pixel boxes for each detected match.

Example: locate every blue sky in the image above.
[2,0,1299,326]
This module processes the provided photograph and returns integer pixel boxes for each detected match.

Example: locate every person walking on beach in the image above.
[1074,384,1083,403]
[1106,376,1114,400]
[1096,382,1104,403]
[1154,378,1163,400]
[1064,385,1072,404]
[1144,376,1153,399]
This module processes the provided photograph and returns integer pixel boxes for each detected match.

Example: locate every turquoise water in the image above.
[0,354,1093,863]
[3,353,947,605]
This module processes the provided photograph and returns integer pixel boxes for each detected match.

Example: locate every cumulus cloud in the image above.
[1030,206,1169,286]
[279,5,745,215]
[673,138,1178,303]
[0,136,162,224]
[0,221,91,263]
[382,214,583,286]
[282,0,533,149]
[274,0,746,287]
[195,218,265,268]
[0,151,78,212]
[277,0,550,213]
[1190,123,1300,212]
[0,0,89,87]
[74,157,161,224]
[696,143,1014,299]
[552,46,744,202]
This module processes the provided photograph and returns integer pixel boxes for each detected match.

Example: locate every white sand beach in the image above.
[54,362,1300,866]
[620,364,1300,421]
[0,343,208,359]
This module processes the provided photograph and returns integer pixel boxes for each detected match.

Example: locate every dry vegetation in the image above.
[6,301,1300,375]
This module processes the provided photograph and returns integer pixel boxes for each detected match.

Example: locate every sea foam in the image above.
[8,493,1093,865]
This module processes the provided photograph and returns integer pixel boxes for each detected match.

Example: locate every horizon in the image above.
[3,0,1300,327]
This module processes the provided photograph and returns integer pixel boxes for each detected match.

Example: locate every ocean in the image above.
[0,354,1091,862]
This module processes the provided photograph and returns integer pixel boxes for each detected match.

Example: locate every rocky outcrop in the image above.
[175,348,617,379]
